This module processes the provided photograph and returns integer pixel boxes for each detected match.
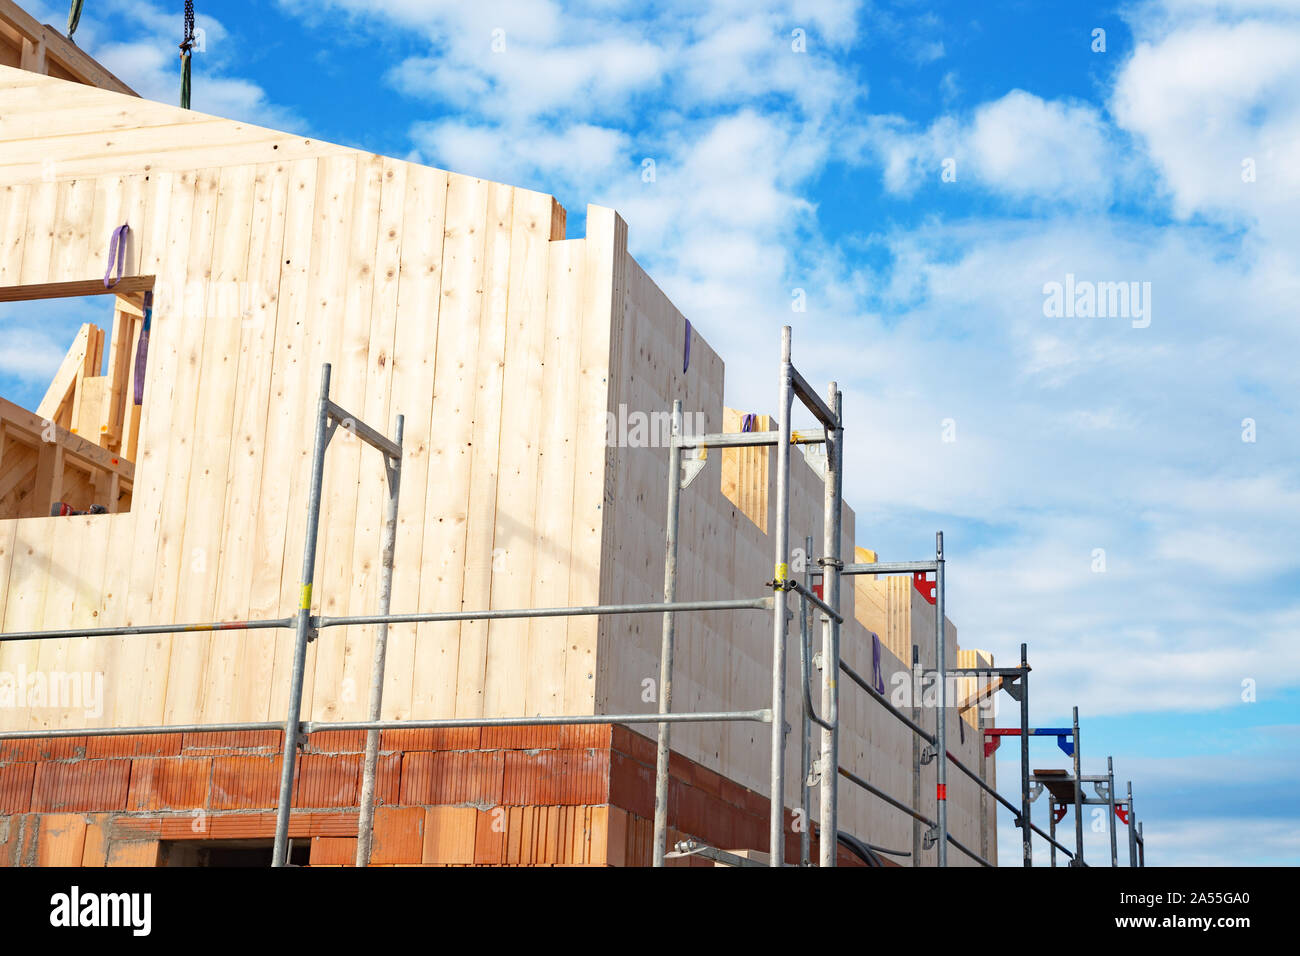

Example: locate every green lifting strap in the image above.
[180,52,191,108]
[67,0,85,40]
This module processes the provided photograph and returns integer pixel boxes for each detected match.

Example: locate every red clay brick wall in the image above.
[0,723,865,866]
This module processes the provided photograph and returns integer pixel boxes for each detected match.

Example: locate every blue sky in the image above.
[4,0,1298,865]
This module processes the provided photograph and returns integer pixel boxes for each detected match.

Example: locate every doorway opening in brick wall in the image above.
[158,838,309,867]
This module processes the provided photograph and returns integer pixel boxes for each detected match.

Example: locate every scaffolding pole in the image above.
[652,401,684,868]
[769,327,793,867]
[1071,706,1084,867]
[355,415,404,868]
[1020,642,1032,867]
[272,364,334,868]
[1108,755,1119,867]
[934,531,947,867]
[1128,781,1138,866]
[818,384,843,867]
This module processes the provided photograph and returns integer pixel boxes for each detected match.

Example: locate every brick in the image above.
[719,775,749,810]
[111,816,163,839]
[480,725,562,750]
[293,754,359,808]
[307,731,366,754]
[81,813,112,866]
[558,723,612,750]
[422,806,475,864]
[603,806,627,867]
[85,734,183,759]
[0,814,37,866]
[379,727,479,752]
[35,738,88,761]
[611,725,656,765]
[32,759,131,812]
[400,750,503,806]
[0,763,35,813]
[310,837,357,866]
[473,807,505,864]
[181,730,281,754]
[370,806,423,865]
[0,739,38,762]
[210,755,283,809]
[502,750,609,806]
[309,812,360,837]
[106,840,159,866]
[37,814,88,866]
[160,812,309,841]
[692,764,723,799]
[609,751,654,820]
[375,752,401,805]
[676,784,708,838]
[127,757,211,811]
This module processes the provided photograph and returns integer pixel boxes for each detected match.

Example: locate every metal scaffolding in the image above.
[0,328,1147,868]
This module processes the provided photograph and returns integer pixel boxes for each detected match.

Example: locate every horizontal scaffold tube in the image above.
[0,710,773,743]
[0,598,773,644]
[317,596,773,628]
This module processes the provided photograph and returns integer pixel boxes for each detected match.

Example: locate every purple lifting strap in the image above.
[683,319,692,374]
[133,291,153,406]
[871,632,885,693]
[104,223,129,288]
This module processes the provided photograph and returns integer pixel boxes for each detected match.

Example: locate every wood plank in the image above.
[412,171,489,720]
[131,167,216,727]
[0,275,155,302]
[18,178,57,284]
[525,238,583,716]
[0,181,28,284]
[481,188,554,717]
[568,207,625,714]
[162,163,257,724]
[311,153,383,723]
[379,165,448,722]
[453,179,513,717]
[205,160,292,724]
[338,156,405,722]
[244,157,318,723]
[267,154,358,723]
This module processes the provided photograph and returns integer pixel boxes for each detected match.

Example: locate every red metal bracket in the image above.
[984,736,1001,758]
[1115,806,1130,824]
[1052,804,1069,824]
[913,572,936,605]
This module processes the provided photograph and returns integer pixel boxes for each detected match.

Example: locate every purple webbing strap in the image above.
[104,223,129,288]
[683,319,692,374]
[871,632,885,693]
[741,413,755,432]
[133,291,152,406]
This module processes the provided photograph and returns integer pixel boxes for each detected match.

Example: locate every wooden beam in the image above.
[36,321,92,422]
[0,396,133,479]
[0,275,155,302]
[0,1,136,95]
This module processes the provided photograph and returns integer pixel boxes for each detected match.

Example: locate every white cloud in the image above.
[867,90,1119,203]
[1112,18,1300,222]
